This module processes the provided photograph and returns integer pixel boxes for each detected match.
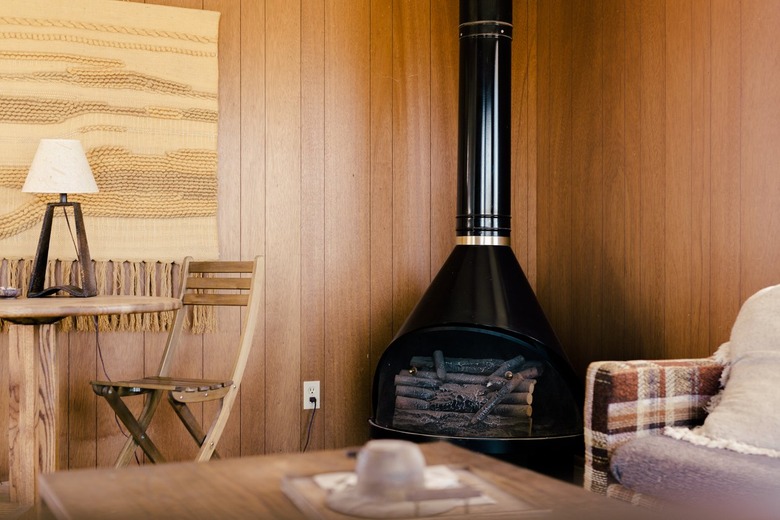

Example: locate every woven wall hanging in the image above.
[0,0,220,332]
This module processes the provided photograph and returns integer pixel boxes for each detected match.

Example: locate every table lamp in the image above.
[22,139,99,297]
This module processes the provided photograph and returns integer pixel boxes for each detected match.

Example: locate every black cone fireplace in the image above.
[370,0,583,471]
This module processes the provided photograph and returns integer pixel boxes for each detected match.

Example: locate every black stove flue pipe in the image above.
[456,0,513,243]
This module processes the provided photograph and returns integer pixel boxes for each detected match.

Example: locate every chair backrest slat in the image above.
[182,294,249,306]
[188,261,254,274]
[185,277,252,290]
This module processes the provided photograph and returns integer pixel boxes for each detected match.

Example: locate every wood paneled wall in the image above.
[536,0,780,376]
[2,0,780,474]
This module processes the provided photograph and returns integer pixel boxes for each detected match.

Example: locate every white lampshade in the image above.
[22,139,98,194]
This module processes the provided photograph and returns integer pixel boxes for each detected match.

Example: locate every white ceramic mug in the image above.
[354,440,426,502]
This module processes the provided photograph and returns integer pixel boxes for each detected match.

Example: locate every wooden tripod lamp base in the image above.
[28,201,98,298]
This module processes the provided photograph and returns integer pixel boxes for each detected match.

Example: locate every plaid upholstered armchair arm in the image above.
[583,358,723,495]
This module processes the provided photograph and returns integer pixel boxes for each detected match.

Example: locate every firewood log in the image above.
[395,385,437,400]
[393,374,440,389]
[486,354,527,387]
[502,391,533,405]
[396,370,536,393]
[493,404,532,417]
[433,350,447,380]
[395,395,532,416]
[409,356,505,375]
[416,371,490,385]
[395,396,429,410]
[395,396,532,417]
[470,363,542,424]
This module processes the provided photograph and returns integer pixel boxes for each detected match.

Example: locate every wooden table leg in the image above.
[8,324,58,506]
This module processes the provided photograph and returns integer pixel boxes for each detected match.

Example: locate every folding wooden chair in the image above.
[92,256,263,466]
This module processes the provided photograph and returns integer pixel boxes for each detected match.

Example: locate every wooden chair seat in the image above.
[91,257,263,466]
[93,377,232,400]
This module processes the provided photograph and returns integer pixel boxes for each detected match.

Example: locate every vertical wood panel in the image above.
[392,0,432,332]
[623,0,643,361]
[524,0,538,288]
[301,0,325,451]
[570,0,603,374]
[638,0,666,359]
[430,1,458,275]
[239,0,267,456]
[664,0,693,357]
[67,331,95,469]
[601,0,627,361]
[264,0,301,453]
[368,0,394,382]
[512,0,534,278]
[323,0,371,447]
[740,1,780,299]
[710,0,741,348]
[690,0,711,357]
[536,0,574,354]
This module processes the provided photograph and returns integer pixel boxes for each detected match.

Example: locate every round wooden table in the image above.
[0,295,181,325]
[0,296,181,506]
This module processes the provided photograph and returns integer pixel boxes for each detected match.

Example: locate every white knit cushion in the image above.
[666,284,780,457]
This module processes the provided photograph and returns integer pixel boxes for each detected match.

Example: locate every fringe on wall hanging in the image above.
[0,258,215,334]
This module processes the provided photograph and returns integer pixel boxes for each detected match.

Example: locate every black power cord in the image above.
[302,397,317,452]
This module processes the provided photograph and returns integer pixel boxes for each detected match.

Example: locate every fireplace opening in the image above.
[373,329,581,440]
[369,0,584,477]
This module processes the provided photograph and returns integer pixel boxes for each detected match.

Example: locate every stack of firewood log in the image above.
[392,351,543,437]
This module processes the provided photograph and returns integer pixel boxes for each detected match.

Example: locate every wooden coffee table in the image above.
[39,441,644,519]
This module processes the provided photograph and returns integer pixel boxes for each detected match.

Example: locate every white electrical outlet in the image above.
[303,380,320,410]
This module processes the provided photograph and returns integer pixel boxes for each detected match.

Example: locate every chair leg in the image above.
[121,389,165,464]
[99,386,167,465]
[195,389,238,463]
[168,392,231,462]
[167,394,221,460]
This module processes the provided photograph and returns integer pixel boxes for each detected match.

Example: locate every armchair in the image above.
[583,358,723,506]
